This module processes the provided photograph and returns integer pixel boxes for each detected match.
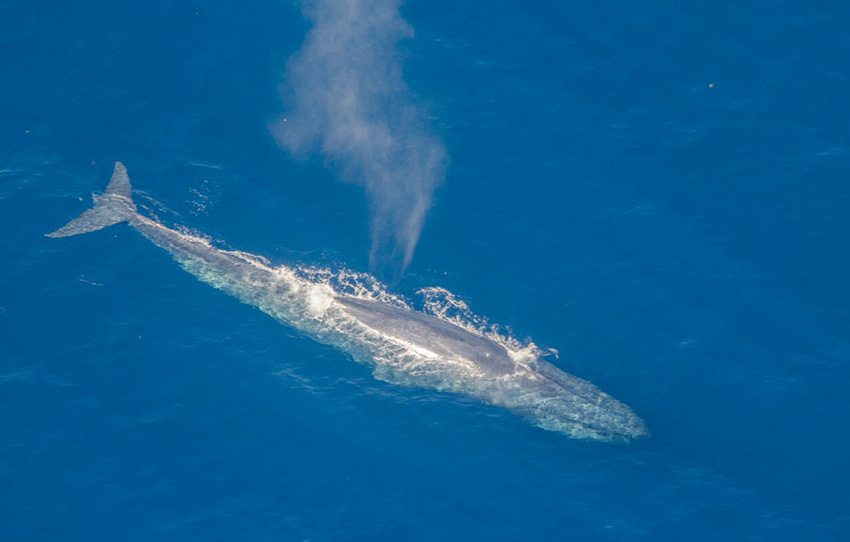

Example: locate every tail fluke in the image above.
[47,162,137,238]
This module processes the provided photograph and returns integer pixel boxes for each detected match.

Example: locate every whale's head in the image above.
[512,362,649,443]
[531,395,649,443]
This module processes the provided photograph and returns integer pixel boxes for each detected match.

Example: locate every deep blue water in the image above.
[2,2,850,540]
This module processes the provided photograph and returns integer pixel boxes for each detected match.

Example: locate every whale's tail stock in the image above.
[46,161,137,238]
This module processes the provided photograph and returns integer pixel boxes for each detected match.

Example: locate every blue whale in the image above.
[48,162,648,442]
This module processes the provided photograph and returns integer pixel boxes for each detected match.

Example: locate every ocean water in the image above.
[2,1,849,540]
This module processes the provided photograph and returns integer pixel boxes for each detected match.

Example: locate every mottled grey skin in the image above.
[48,162,649,442]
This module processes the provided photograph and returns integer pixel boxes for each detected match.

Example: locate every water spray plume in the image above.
[274,0,447,280]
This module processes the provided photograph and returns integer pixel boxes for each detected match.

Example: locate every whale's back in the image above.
[336,297,515,377]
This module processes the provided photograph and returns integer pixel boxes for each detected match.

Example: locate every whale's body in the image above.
[48,162,648,442]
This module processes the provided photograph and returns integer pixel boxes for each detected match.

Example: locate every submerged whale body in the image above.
[48,162,648,443]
